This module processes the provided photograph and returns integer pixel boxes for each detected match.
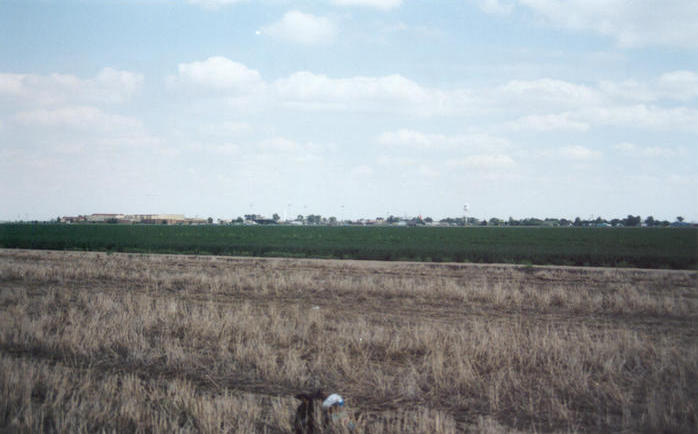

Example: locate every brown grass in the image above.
[0,249,696,432]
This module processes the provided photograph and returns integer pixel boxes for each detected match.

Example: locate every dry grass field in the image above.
[1,248,696,433]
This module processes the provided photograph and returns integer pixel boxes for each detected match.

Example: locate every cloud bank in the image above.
[260,11,337,45]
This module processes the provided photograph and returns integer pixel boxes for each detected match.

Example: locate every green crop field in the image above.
[1,223,696,269]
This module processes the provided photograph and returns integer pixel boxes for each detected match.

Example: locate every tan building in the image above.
[86,214,123,222]
[82,213,199,224]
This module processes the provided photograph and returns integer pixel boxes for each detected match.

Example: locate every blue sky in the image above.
[1,0,697,221]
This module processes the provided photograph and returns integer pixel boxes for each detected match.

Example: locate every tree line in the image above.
[46,214,689,227]
[233,214,688,227]
[437,215,686,227]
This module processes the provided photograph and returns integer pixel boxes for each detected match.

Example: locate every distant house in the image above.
[139,214,187,224]
[87,213,122,223]
[77,213,200,225]
[60,216,86,223]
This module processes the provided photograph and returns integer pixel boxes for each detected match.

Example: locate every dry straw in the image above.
[0,249,696,432]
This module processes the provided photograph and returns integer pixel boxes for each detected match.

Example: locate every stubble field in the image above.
[0,249,696,432]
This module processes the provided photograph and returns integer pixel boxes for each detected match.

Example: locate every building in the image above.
[86,214,123,223]
[60,216,86,223]
[76,213,194,224]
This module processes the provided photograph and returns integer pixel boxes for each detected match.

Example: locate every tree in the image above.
[424,217,433,223]
[296,214,304,222]
[272,213,280,222]
[207,217,213,224]
[306,214,322,225]
[644,216,655,226]
[677,216,684,223]
[489,217,501,226]
[573,217,582,226]
[328,216,337,225]
[522,217,544,226]
[622,215,641,227]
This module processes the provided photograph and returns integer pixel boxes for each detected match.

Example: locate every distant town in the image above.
[49,213,694,228]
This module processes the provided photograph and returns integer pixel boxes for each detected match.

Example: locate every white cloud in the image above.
[259,137,303,152]
[165,58,698,131]
[274,72,471,115]
[0,68,143,105]
[497,78,601,108]
[187,141,243,156]
[276,72,418,102]
[599,71,698,102]
[516,0,698,48]
[506,113,589,132]
[494,73,698,127]
[378,129,439,148]
[417,164,441,178]
[93,68,144,102]
[94,134,163,150]
[614,142,681,158]
[377,155,418,167]
[0,73,24,95]
[551,145,601,161]
[166,57,474,115]
[332,0,403,10]
[641,146,680,158]
[13,106,142,132]
[198,121,250,137]
[494,75,698,132]
[350,165,374,177]
[186,0,245,9]
[377,129,510,150]
[447,154,516,169]
[170,56,263,91]
[598,79,656,103]
[657,71,698,101]
[219,137,330,167]
[258,137,325,155]
[614,142,637,152]
[209,143,240,155]
[261,11,336,45]
[475,0,514,15]
[577,105,698,132]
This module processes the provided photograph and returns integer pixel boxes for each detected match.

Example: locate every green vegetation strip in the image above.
[1,224,696,269]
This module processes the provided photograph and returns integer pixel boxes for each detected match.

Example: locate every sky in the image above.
[1,0,697,222]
